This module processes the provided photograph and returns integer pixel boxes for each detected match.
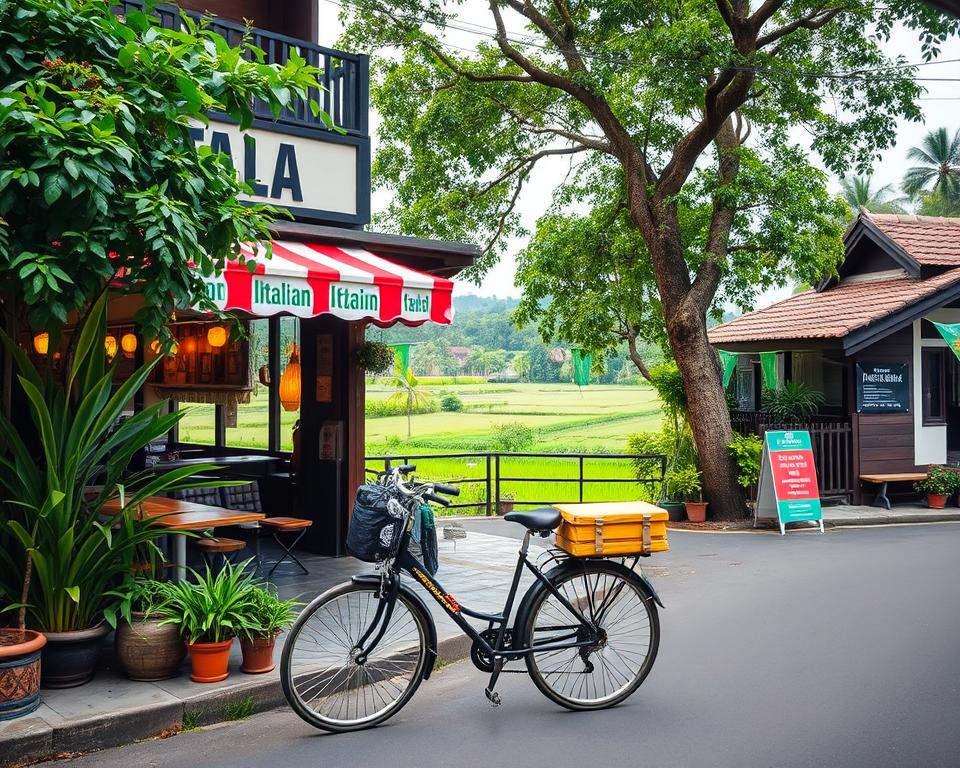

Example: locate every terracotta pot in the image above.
[186,638,233,683]
[41,624,110,688]
[240,633,278,674]
[0,629,46,721]
[927,493,947,510]
[115,612,186,681]
[684,501,708,523]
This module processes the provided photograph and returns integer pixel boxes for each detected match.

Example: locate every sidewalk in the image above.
[0,530,534,768]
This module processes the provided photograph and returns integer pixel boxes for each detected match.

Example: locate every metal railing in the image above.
[364,452,667,515]
[119,1,369,137]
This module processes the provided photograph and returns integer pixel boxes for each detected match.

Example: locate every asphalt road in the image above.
[61,523,960,768]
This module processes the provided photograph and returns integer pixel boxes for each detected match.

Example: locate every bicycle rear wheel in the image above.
[280,581,429,732]
[523,560,659,711]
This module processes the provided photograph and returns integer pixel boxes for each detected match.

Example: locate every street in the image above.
[61,523,960,768]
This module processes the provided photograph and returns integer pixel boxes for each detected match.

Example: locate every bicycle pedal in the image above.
[484,688,502,707]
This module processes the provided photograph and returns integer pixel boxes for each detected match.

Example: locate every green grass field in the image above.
[177,382,665,514]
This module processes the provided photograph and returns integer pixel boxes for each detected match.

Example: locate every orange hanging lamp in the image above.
[279,343,301,412]
[121,332,138,356]
[207,324,228,348]
[33,332,49,355]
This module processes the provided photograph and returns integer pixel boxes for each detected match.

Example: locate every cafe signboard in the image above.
[755,430,824,535]
[856,363,909,413]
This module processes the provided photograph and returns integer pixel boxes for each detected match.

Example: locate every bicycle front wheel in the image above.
[523,559,659,711]
[280,581,429,732]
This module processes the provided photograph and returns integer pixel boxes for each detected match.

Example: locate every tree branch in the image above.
[476,145,590,196]
[757,6,844,49]
[624,322,652,381]
[422,40,535,83]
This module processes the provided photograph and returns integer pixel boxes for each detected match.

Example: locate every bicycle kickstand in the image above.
[484,659,504,707]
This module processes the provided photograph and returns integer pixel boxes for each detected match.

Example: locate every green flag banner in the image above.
[718,350,738,388]
[932,322,960,361]
[390,343,411,376]
[571,348,592,386]
[760,351,779,390]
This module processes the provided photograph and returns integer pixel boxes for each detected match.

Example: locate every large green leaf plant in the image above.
[0,295,222,632]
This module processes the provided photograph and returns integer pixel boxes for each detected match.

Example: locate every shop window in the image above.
[226,319,270,450]
[279,316,301,452]
[922,348,946,425]
[176,403,216,444]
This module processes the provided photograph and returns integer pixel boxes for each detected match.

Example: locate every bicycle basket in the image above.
[346,483,407,562]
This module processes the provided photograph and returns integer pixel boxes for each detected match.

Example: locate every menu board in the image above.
[856,363,909,413]
[755,430,824,535]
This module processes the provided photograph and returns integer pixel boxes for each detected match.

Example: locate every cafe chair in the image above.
[171,484,225,507]
[222,482,265,569]
[259,517,313,577]
[194,536,247,572]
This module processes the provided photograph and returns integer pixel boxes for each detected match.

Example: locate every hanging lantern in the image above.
[121,332,138,356]
[149,339,161,355]
[33,332,49,355]
[279,343,301,412]
[207,324,227,348]
[104,335,118,359]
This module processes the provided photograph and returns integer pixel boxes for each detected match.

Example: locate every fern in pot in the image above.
[239,587,300,674]
[161,561,259,683]
[106,579,185,682]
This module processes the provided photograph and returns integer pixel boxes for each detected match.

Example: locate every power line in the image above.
[323,0,960,84]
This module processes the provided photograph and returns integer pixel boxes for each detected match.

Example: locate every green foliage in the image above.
[356,341,395,374]
[627,424,696,492]
[161,559,259,644]
[902,127,960,203]
[665,467,702,503]
[223,697,256,721]
[915,465,960,496]
[839,176,906,217]
[727,434,763,489]
[366,396,438,418]
[0,295,223,631]
[489,421,536,453]
[440,393,463,412]
[649,362,686,417]
[105,578,173,628]
[182,710,202,732]
[0,0,325,339]
[239,586,300,640]
[761,382,825,422]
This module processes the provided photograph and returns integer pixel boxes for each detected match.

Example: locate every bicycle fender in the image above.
[351,575,439,680]
[511,559,663,649]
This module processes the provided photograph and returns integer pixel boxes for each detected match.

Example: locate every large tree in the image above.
[341,0,956,518]
[0,0,322,344]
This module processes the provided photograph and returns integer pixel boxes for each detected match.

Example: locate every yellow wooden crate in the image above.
[554,502,669,557]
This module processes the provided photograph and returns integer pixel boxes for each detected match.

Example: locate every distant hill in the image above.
[452,294,521,315]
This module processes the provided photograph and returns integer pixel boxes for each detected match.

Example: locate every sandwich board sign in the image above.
[755,430,824,535]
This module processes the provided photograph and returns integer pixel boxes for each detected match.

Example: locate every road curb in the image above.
[4,631,476,768]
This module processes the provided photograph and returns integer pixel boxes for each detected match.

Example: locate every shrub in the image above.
[490,421,536,452]
[440,394,464,412]
[761,382,825,422]
[665,467,702,502]
[366,396,438,418]
[627,423,696,478]
[727,433,763,489]
[915,465,960,496]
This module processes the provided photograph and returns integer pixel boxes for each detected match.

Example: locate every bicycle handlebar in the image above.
[433,482,460,497]
[423,492,451,507]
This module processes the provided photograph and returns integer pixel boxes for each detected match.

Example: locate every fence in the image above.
[120,1,369,137]
[730,411,853,500]
[364,452,667,515]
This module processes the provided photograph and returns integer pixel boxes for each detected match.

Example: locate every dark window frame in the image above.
[922,347,947,426]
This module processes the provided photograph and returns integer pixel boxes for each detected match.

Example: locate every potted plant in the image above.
[0,608,47,720]
[0,296,220,687]
[239,587,300,674]
[667,467,707,522]
[497,492,516,516]
[106,579,185,682]
[162,561,259,683]
[355,341,395,375]
[914,465,957,510]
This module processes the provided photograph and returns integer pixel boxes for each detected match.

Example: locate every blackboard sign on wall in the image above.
[856,363,909,413]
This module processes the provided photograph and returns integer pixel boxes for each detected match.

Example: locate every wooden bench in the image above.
[859,473,927,510]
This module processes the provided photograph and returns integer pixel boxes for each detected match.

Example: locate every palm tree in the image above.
[902,127,960,203]
[839,175,906,215]
[389,369,432,440]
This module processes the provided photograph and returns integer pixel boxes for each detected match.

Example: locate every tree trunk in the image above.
[668,306,744,519]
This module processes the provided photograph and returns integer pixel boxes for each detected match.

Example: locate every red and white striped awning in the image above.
[198,241,454,325]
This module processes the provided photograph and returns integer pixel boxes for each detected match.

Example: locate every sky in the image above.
[317,4,960,308]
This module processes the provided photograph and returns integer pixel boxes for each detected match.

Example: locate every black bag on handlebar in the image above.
[346,483,405,562]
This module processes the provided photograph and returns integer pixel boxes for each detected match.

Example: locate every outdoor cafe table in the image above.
[151,455,285,474]
[102,496,265,581]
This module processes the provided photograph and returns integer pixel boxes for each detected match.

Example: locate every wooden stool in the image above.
[195,537,246,572]
[259,517,312,577]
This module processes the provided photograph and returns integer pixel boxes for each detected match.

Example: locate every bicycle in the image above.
[280,465,663,732]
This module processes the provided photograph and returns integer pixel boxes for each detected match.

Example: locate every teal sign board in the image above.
[755,430,824,535]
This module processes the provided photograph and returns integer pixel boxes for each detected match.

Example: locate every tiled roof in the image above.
[866,211,960,266]
[708,268,960,344]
